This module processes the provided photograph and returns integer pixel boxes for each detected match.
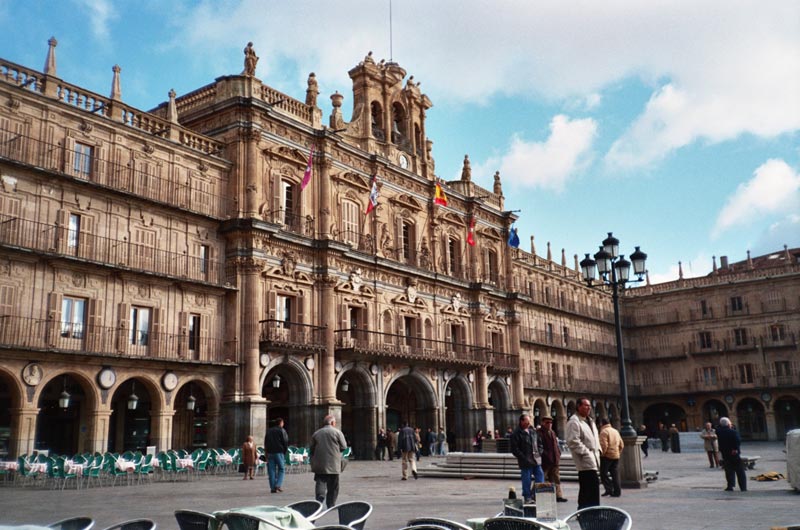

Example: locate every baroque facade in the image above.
[0,39,797,459]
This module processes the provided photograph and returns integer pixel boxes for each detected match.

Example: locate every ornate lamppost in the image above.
[579,232,647,437]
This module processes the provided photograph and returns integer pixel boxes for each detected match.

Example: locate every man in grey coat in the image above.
[566,397,601,510]
[310,414,348,507]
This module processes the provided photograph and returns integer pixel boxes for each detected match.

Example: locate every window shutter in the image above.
[116,303,130,353]
[151,307,164,356]
[178,311,189,357]
[271,173,281,223]
[86,298,104,352]
[267,291,277,320]
[208,245,217,283]
[0,284,14,316]
[47,292,63,346]
[79,214,95,258]
[63,136,75,176]
[93,144,105,185]
[55,209,68,253]
[296,295,305,326]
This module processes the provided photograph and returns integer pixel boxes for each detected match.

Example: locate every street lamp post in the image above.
[580,232,647,438]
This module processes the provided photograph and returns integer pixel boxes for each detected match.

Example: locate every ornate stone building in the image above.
[0,39,797,459]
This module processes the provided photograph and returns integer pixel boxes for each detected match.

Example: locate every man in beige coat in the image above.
[566,397,601,509]
[599,417,624,497]
[310,415,348,508]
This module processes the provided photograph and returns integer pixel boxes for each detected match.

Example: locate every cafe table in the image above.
[466,517,571,530]
[213,505,314,530]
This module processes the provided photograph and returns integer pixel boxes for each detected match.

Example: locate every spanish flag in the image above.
[467,218,476,246]
[434,181,448,206]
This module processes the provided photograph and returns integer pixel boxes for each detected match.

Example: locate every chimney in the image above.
[720,256,729,269]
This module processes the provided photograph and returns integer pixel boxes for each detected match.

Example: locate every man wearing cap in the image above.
[539,415,568,502]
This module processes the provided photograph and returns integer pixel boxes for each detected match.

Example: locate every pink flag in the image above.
[301,146,314,191]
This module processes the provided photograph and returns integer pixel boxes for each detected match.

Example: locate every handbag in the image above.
[238,463,246,473]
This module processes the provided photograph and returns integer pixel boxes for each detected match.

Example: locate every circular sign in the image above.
[725,394,735,404]
[162,372,179,392]
[22,363,43,387]
[97,367,116,389]
[260,353,270,367]
[399,154,409,169]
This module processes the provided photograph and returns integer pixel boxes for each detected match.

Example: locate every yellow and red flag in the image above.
[434,181,448,206]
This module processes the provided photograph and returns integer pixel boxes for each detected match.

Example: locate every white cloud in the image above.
[74,0,116,41]
[472,115,597,192]
[713,159,800,237]
[167,1,799,168]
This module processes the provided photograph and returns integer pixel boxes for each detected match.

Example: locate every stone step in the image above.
[418,452,579,481]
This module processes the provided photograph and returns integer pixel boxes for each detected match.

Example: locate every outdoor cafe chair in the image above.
[309,501,373,530]
[48,516,95,530]
[407,518,471,530]
[284,500,323,519]
[100,519,157,530]
[564,506,632,530]
[483,517,558,530]
[216,512,282,530]
[398,526,451,530]
[175,510,221,530]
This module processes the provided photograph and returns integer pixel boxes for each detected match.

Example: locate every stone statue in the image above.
[493,170,503,195]
[461,154,471,182]
[305,72,319,107]
[380,223,392,254]
[242,42,259,76]
[419,238,431,269]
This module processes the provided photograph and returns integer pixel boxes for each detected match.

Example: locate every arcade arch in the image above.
[643,402,687,432]
[735,397,766,440]
[262,358,314,445]
[488,377,513,434]
[336,365,377,460]
[774,396,800,440]
[443,375,472,452]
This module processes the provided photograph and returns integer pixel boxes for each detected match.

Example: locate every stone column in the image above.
[11,407,39,457]
[320,275,338,402]
[507,312,525,410]
[244,128,261,218]
[619,435,648,489]
[150,409,175,452]
[318,158,332,239]
[86,409,113,454]
[241,258,263,398]
[765,410,777,441]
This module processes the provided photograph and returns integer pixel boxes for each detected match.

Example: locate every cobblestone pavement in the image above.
[1,441,797,530]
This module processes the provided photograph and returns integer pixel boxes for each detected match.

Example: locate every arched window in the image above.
[371,101,384,141]
[392,102,407,145]
[448,236,462,277]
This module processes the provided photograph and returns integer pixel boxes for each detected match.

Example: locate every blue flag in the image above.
[508,226,520,248]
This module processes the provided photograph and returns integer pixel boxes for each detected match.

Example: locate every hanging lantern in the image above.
[272,375,281,389]
[341,379,350,392]
[127,381,139,410]
[59,376,71,409]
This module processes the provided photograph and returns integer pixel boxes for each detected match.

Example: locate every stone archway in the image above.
[171,379,219,451]
[263,360,313,446]
[550,400,567,438]
[488,377,513,435]
[736,398,767,440]
[0,368,22,458]
[533,398,548,428]
[444,376,473,452]
[109,377,157,453]
[701,399,728,426]
[336,365,377,460]
[774,396,800,440]
[643,402,687,433]
[385,372,437,441]
[36,371,97,455]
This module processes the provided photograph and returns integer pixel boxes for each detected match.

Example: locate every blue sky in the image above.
[3,0,798,282]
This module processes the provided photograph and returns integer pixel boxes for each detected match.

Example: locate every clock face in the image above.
[162,372,178,391]
[98,368,116,389]
[22,363,43,386]
[399,154,409,169]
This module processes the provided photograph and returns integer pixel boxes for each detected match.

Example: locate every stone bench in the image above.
[741,455,760,469]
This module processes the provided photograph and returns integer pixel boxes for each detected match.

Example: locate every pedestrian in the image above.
[436,427,447,456]
[240,434,258,480]
[510,413,544,503]
[637,425,649,458]
[669,424,681,453]
[717,417,746,492]
[599,418,624,497]
[387,428,397,461]
[699,422,720,468]
[375,428,387,460]
[473,429,484,452]
[426,428,436,457]
[310,414,348,507]
[566,397,602,510]
[657,422,669,452]
[265,417,288,493]
[398,422,418,480]
[538,415,567,503]
[415,427,422,461]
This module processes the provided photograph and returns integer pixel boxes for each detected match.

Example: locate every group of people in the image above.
[375,426,450,460]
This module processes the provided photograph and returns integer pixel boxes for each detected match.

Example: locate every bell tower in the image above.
[342,52,434,178]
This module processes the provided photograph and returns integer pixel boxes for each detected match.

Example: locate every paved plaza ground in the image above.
[1,441,797,530]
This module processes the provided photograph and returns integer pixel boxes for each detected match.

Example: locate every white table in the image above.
[214,506,313,530]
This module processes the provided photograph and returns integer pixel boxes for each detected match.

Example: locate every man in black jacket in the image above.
[265,417,289,493]
[398,422,418,480]
[717,417,746,492]
[510,413,544,503]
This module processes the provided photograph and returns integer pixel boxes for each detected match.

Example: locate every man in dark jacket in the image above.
[510,413,544,503]
[717,417,747,492]
[539,415,567,502]
[265,417,289,493]
[398,422,418,480]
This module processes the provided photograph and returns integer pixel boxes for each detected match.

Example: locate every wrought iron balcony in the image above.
[0,315,228,363]
[334,328,492,367]
[259,319,326,352]
[520,327,617,357]
[263,209,315,237]
[0,128,231,219]
[0,215,226,285]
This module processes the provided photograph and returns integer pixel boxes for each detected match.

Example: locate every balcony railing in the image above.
[336,229,376,254]
[0,215,226,285]
[0,315,227,362]
[489,351,519,372]
[521,373,618,394]
[0,128,231,219]
[520,328,617,357]
[264,209,315,237]
[258,319,326,351]
[334,328,492,367]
